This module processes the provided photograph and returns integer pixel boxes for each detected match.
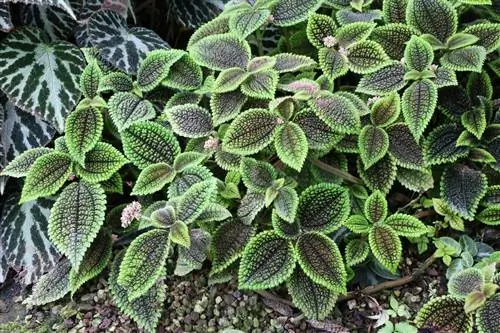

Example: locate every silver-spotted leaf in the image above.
[177,229,211,271]
[386,123,425,169]
[169,221,190,248]
[402,79,437,141]
[397,167,434,192]
[370,92,400,127]
[364,190,388,224]
[448,267,484,298]
[294,109,341,150]
[80,60,102,99]
[406,0,457,42]
[274,186,299,223]
[434,67,457,88]
[273,53,317,73]
[440,46,486,73]
[168,165,213,199]
[229,6,270,38]
[240,157,276,193]
[463,23,500,54]
[211,90,248,126]
[336,9,383,26]
[98,72,134,93]
[237,191,266,225]
[345,238,370,266]
[476,294,500,333]
[48,181,106,270]
[65,107,103,165]
[166,104,213,138]
[358,125,389,169]
[415,296,473,333]
[319,48,349,81]
[404,35,434,72]
[238,231,296,289]
[108,92,156,132]
[461,108,486,140]
[371,24,418,60]
[335,22,376,47]
[368,223,402,272]
[382,0,407,23]
[356,62,406,95]
[176,179,216,224]
[214,67,249,93]
[162,54,203,91]
[76,142,127,183]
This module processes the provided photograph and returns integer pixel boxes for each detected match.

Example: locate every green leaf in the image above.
[98,72,134,93]
[287,267,337,320]
[306,13,338,49]
[344,214,371,234]
[298,183,350,233]
[446,33,479,50]
[108,92,156,132]
[65,107,103,165]
[223,109,278,155]
[296,232,347,293]
[476,205,500,226]
[1,147,52,178]
[151,205,176,228]
[434,67,457,88]
[109,252,166,333]
[358,155,397,194]
[169,221,190,248]
[136,49,186,92]
[406,0,457,42]
[335,9,383,26]
[214,67,249,93]
[118,229,170,300]
[423,123,469,165]
[319,48,349,80]
[371,24,419,60]
[237,191,266,225]
[441,164,487,220]
[122,121,180,169]
[369,224,402,272]
[163,53,203,91]
[0,28,84,132]
[476,295,500,333]
[177,180,216,224]
[358,125,389,169]
[402,79,437,141]
[20,152,73,203]
[335,22,376,47]
[404,36,434,72]
[440,46,486,73]
[197,203,232,223]
[294,108,341,150]
[229,6,270,38]
[247,56,277,73]
[131,163,175,196]
[176,229,211,272]
[76,142,127,183]
[371,92,400,127]
[312,93,360,134]
[211,90,248,126]
[240,157,276,193]
[274,186,299,223]
[101,172,123,194]
[166,104,213,138]
[467,71,492,101]
[382,0,407,23]
[384,213,427,237]
[80,60,102,99]
[187,15,230,49]
[173,152,206,172]
[275,122,308,171]
[69,230,112,293]
[210,220,254,274]
[463,23,500,54]
[364,190,388,224]
[48,181,106,270]
[189,33,251,71]
[24,260,71,306]
[356,62,406,95]
[336,91,371,116]
[386,123,425,170]
[272,0,323,27]
[271,210,300,239]
[166,92,202,109]
[415,296,473,333]
[461,108,486,140]
[345,238,370,266]
[238,231,296,289]
[347,40,390,74]
[168,165,213,199]
[448,267,484,298]
[273,53,317,73]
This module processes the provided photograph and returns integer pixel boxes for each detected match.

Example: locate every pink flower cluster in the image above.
[121,201,142,228]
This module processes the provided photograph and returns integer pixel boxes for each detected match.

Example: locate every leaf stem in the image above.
[311,159,363,184]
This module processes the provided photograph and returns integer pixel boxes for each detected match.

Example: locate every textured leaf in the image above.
[386,123,425,169]
[24,260,71,306]
[441,164,487,220]
[371,24,418,60]
[384,213,427,237]
[0,28,84,132]
[463,23,500,54]
[162,54,203,91]
[237,191,266,225]
[404,36,434,72]
[335,22,375,47]
[241,70,279,100]
[189,33,250,71]
[80,60,102,99]
[345,238,370,266]
[131,163,174,196]
[98,72,134,93]
[69,230,112,293]
[108,92,155,132]
[336,9,383,26]
[364,190,388,224]
[467,71,492,101]
[122,121,180,169]
[271,211,300,239]
[461,108,486,140]
[0,193,59,285]
[168,165,212,199]
[211,90,248,126]
[118,229,169,300]
[383,0,407,23]
[247,56,276,73]
[423,123,468,165]
[287,267,337,320]
[20,152,73,203]
[356,62,406,95]
[273,53,316,73]
[319,48,349,81]
[65,107,103,165]
[275,122,308,171]
[406,0,457,42]
[274,186,299,223]
[434,67,457,88]
[402,79,437,141]
[476,294,500,333]
[0,3,13,32]
[294,109,340,150]
[397,167,433,192]
[240,157,276,193]
[177,228,211,271]
[187,15,230,49]
[88,10,169,74]
[214,68,249,93]
[109,252,166,333]
[358,154,397,194]
[172,152,205,172]
[306,13,338,49]
[238,231,296,289]
[76,142,127,183]
[415,296,473,333]
[371,92,400,127]
[1,147,52,178]
[369,224,402,272]
[176,179,216,224]
[446,33,479,50]
[272,0,323,27]
[296,232,346,293]
[168,0,223,29]
[344,214,371,234]
[101,172,123,194]
[298,183,350,233]
[358,125,389,169]
[448,267,484,298]
[169,221,190,248]
[136,49,185,92]
[312,93,360,134]
[223,109,278,155]
[440,46,486,73]
[347,40,390,74]
[166,104,213,138]
[476,205,500,226]
[229,6,270,38]
[210,220,254,274]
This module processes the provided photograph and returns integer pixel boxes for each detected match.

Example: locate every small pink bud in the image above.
[323,35,337,48]
[121,201,142,228]
[367,96,381,107]
[204,138,219,150]
[430,64,438,72]
[338,47,349,57]
[276,118,285,125]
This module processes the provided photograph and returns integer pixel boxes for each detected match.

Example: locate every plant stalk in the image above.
[311,159,363,184]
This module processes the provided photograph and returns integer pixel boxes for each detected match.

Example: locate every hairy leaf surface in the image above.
[272,0,323,26]
[108,92,156,132]
[401,79,437,140]
[369,224,401,272]
[358,154,397,194]
[386,123,425,169]
[275,122,308,171]
[312,94,360,134]
[356,62,406,95]
[167,104,213,138]
[65,107,103,165]
[76,142,127,183]
[358,125,389,169]
[406,0,457,42]
[415,296,473,333]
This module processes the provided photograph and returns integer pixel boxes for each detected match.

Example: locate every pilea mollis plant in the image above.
[0,0,499,331]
